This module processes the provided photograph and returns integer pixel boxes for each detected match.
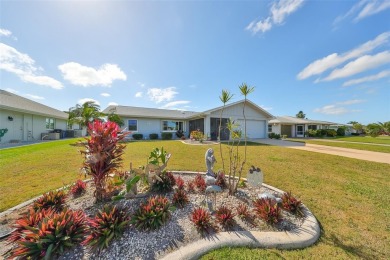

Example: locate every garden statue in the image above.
[205,148,217,177]
[204,185,222,211]
[258,193,282,203]
[247,165,263,187]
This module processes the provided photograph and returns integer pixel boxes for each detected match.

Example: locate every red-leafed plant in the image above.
[132,195,173,231]
[175,176,185,190]
[215,172,227,189]
[70,179,87,197]
[81,120,127,202]
[215,206,235,229]
[282,191,304,217]
[151,171,176,192]
[194,174,206,192]
[236,203,251,220]
[32,190,67,212]
[190,207,214,234]
[172,188,189,208]
[8,207,55,243]
[9,209,87,259]
[83,204,129,251]
[253,198,282,224]
[186,180,195,193]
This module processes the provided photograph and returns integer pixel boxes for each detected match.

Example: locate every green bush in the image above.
[149,133,158,140]
[268,133,281,139]
[306,129,317,137]
[337,127,346,136]
[326,129,337,137]
[161,132,172,140]
[132,133,143,140]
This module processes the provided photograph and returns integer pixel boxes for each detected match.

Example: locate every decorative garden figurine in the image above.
[247,165,263,187]
[205,148,217,177]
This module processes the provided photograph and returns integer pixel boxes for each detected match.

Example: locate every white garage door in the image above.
[237,120,266,139]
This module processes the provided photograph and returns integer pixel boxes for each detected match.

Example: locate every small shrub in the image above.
[215,206,235,229]
[281,191,304,217]
[132,133,143,140]
[172,188,189,208]
[176,130,184,138]
[191,130,204,141]
[161,132,172,140]
[190,207,214,234]
[215,172,227,189]
[175,176,185,190]
[337,127,346,136]
[84,205,129,251]
[326,129,337,137]
[306,129,317,137]
[253,198,282,224]
[32,190,67,212]
[194,174,206,192]
[186,180,195,193]
[351,133,360,136]
[70,179,87,196]
[149,133,159,139]
[268,132,280,139]
[152,171,176,192]
[236,203,251,220]
[132,195,172,230]
[10,209,87,259]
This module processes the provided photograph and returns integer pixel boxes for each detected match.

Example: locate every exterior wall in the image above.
[269,124,281,135]
[0,108,67,143]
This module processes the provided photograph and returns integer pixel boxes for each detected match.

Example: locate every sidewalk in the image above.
[251,139,390,164]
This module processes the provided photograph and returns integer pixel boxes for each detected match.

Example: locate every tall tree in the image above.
[68,101,102,129]
[296,111,306,118]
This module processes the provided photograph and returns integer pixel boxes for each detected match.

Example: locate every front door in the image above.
[296,125,305,137]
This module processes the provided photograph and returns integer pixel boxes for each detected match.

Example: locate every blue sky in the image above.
[1,0,389,125]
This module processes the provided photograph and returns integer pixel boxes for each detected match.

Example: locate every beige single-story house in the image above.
[268,116,337,138]
[0,89,68,143]
[102,99,274,140]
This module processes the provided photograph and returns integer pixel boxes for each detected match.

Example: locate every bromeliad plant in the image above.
[186,180,195,193]
[70,179,87,197]
[132,195,174,231]
[190,207,215,235]
[83,204,130,251]
[32,190,67,212]
[9,209,87,259]
[236,203,251,220]
[215,206,235,229]
[281,191,304,217]
[215,171,227,189]
[175,176,185,190]
[172,188,189,208]
[253,198,282,224]
[194,174,206,193]
[81,120,127,202]
[151,171,176,192]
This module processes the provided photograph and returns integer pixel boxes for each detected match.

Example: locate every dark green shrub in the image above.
[132,133,143,140]
[306,129,317,137]
[149,133,158,139]
[274,134,281,139]
[162,132,173,140]
[326,129,337,137]
[83,205,130,251]
[351,133,360,136]
[268,132,275,139]
[337,127,346,136]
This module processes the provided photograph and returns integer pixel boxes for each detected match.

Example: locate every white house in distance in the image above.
[102,100,274,140]
[0,89,68,143]
[268,116,338,138]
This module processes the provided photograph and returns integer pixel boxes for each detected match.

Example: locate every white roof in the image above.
[269,116,335,125]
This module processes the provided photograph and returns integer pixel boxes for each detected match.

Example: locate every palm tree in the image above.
[219,90,233,176]
[68,101,102,130]
[296,111,306,118]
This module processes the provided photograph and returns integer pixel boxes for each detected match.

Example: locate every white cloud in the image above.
[108,102,118,106]
[0,43,63,89]
[0,28,12,37]
[135,91,143,98]
[314,99,364,115]
[25,94,45,100]
[297,32,390,80]
[335,0,390,25]
[78,98,100,106]
[100,92,110,97]
[147,87,178,103]
[343,70,390,86]
[161,100,191,109]
[4,88,19,94]
[322,51,390,81]
[137,82,146,88]
[337,99,365,105]
[246,0,304,34]
[58,62,127,87]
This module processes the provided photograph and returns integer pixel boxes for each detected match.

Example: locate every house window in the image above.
[46,118,55,129]
[128,119,138,131]
[162,121,184,132]
[308,125,317,130]
[268,124,272,132]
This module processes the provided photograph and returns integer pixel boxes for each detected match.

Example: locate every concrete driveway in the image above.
[251,139,390,164]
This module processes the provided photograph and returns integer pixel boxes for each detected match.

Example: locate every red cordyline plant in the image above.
[70,179,87,196]
[32,190,67,212]
[215,206,235,229]
[281,191,304,217]
[81,120,127,202]
[253,198,282,224]
[83,204,129,251]
[9,209,87,259]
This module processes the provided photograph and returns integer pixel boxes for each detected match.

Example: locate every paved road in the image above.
[251,139,390,164]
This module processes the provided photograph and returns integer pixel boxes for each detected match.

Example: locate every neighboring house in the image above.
[0,89,68,143]
[329,124,355,135]
[268,116,336,138]
[102,99,274,140]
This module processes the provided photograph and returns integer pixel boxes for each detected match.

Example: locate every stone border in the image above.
[180,140,219,146]
[161,171,320,260]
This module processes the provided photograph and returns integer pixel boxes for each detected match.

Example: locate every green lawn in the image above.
[288,139,390,153]
[334,136,390,145]
[1,139,389,259]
